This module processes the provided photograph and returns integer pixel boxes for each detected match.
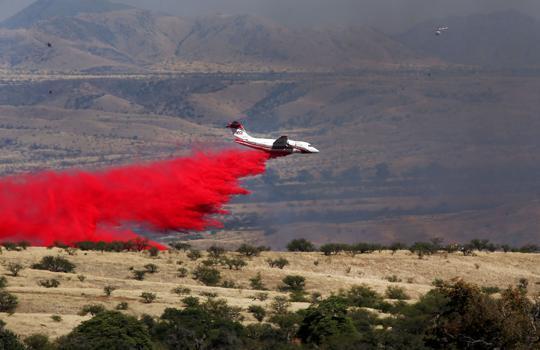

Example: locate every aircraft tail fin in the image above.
[226,121,249,138]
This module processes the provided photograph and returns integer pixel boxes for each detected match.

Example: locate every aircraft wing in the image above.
[272,136,289,149]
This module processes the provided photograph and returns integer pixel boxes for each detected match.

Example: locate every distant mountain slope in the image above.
[0,1,428,72]
[396,10,540,68]
[1,0,132,29]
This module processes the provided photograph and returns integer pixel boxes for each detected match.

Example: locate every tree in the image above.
[6,262,24,277]
[287,238,315,252]
[385,286,410,300]
[0,320,25,350]
[31,256,75,273]
[248,305,266,322]
[57,311,152,350]
[236,244,262,257]
[79,304,106,316]
[0,290,18,313]
[281,275,306,292]
[192,266,221,286]
[153,306,244,350]
[249,272,266,290]
[222,257,247,270]
[139,292,156,304]
[207,245,226,259]
[297,296,358,345]
[266,257,289,269]
[24,333,53,350]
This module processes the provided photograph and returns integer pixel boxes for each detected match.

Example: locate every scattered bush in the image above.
[249,272,266,290]
[200,291,218,298]
[31,256,75,273]
[236,244,263,257]
[253,292,269,301]
[148,246,159,257]
[38,279,60,288]
[221,280,236,288]
[144,263,159,274]
[207,245,226,259]
[248,305,266,322]
[270,296,291,314]
[222,257,247,270]
[0,276,7,288]
[132,270,146,281]
[1,242,21,251]
[171,287,191,296]
[385,286,410,300]
[385,275,402,283]
[79,304,106,316]
[287,238,315,252]
[0,290,18,313]
[140,292,157,304]
[24,333,52,350]
[182,296,200,307]
[192,266,221,286]
[267,257,289,269]
[481,286,501,295]
[77,274,86,282]
[116,302,129,310]
[0,320,24,349]
[281,275,306,292]
[6,262,23,277]
[289,291,309,302]
[186,250,202,261]
[103,285,116,297]
[51,315,62,322]
[170,242,191,251]
[177,267,188,278]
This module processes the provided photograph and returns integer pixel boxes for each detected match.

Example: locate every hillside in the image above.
[396,10,540,68]
[1,246,539,339]
[0,0,427,72]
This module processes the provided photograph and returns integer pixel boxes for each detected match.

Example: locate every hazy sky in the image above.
[1,0,540,32]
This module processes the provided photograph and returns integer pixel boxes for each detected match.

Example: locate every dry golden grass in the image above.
[1,247,540,339]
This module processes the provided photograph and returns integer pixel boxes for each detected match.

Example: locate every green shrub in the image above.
[385,275,402,283]
[192,266,221,286]
[248,305,266,322]
[132,270,146,281]
[236,244,263,257]
[144,263,158,274]
[385,286,410,300]
[481,286,501,295]
[148,246,159,257]
[289,291,309,302]
[6,262,24,277]
[281,275,306,292]
[187,249,202,261]
[24,333,52,350]
[253,292,268,301]
[171,242,191,251]
[31,256,75,273]
[115,302,129,310]
[182,296,200,307]
[103,285,116,297]
[77,274,86,282]
[140,292,157,304]
[79,304,106,316]
[200,291,218,298]
[287,238,315,252]
[0,290,18,313]
[38,279,60,288]
[207,245,226,259]
[177,267,188,278]
[222,257,247,270]
[0,320,25,349]
[51,315,62,322]
[0,276,7,288]
[266,257,289,269]
[270,296,291,314]
[249,272,266,290]
[171,287,191,295]
[221,280,236,288]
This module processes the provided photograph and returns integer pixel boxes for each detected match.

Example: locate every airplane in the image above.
[435,26,449,36]
[226,121,319,155]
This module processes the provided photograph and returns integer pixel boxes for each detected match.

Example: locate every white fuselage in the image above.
[233,129,319,154]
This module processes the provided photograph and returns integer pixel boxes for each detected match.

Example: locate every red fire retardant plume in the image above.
[0,150,269,247]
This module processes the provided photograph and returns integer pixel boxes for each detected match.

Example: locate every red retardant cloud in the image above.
[0,149,269,247]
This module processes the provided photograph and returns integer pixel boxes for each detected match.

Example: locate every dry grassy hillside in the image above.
[1,246,539,339]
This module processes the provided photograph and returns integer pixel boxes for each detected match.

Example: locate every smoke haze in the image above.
[2,0,540,32]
